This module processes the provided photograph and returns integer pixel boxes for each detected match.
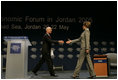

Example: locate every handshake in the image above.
[58,40,72,44]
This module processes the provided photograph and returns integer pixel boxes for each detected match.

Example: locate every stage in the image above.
[1,69,117,79]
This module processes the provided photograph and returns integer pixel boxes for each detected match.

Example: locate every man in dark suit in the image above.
[32,27,64,77]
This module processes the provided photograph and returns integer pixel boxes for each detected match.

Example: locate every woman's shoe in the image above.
[71,75,79,79]
[88,75,96,79]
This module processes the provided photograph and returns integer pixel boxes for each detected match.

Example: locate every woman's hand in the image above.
[86,49,90,54]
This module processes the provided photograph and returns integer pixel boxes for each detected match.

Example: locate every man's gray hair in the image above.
[46,27,52,31]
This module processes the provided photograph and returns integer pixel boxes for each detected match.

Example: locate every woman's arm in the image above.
[71,37,81,43]
[85,29,90,50]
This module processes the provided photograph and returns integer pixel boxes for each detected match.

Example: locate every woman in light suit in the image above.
[66,21,96,79]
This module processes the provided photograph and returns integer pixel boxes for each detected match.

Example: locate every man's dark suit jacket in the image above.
[41,33,58,54]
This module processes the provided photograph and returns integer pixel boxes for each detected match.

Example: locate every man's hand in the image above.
[66,40,72,44]
[86,49,90,54]
[58,40,64,44]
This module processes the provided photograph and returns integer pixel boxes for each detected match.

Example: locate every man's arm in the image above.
[45,35,64,44]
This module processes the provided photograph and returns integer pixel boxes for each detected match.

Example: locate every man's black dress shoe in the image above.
[34,72,38,76]
[50,74,58,77]
[32,71,38,76]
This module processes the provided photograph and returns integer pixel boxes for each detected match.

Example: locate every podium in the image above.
[93,55,108,77]
[4,36,32,79]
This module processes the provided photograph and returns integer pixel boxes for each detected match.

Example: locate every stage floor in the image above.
[1,70,117,79]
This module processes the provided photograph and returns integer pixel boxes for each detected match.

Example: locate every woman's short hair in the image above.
[83,21,91,28]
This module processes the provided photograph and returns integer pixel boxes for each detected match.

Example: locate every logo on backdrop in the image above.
[10,43,21,54]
